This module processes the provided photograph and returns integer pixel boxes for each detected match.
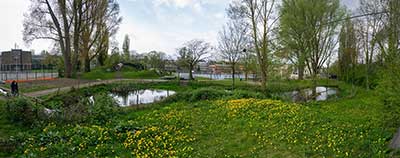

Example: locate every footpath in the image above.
[1,79,167,98]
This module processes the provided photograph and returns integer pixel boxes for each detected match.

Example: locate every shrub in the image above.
[189,87,227,102]
[230,90,265,99]
[6,97,41,125]
[88,93,119,124]
[60,97,89,123]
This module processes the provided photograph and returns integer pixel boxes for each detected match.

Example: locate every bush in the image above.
[60,100,88,123]
[6,97,41,125]
[230,90,265,99]
[88,93,119,124]
[189,87,227,102]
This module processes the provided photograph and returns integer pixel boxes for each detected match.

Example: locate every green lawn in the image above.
[0,80,397,157]
[80,68,160,80]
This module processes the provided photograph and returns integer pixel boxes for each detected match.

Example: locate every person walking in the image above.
[10,80,18,97]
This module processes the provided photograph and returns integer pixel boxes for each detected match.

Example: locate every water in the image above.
[282,86,338,102]
[110,89,176,107]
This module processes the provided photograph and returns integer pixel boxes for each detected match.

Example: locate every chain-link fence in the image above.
[0,70,58,81]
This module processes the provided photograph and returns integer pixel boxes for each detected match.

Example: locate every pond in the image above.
[110,89,176,107]
[281,86,338,102]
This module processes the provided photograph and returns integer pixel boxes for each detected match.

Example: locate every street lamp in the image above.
[14,55,19,80]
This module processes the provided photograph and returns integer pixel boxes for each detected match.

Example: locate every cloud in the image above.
[153,0,193,8]
[0,0,53,53]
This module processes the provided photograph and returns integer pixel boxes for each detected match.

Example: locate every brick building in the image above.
[1,49,32,71]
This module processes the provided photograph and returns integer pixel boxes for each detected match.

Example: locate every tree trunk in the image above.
[82,30,91,72]
[72,0,82,77]
[189,64,194,80]
[249,4,267,90]
[298,64,304,80]
[84,55,91,72]
[259,64,267,89]
[232,64,235,89]
[60,0,72,78]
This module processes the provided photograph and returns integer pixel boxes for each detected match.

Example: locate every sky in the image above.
[0,0,359,55]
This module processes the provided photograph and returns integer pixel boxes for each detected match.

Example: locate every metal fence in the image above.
[0,70,59,81]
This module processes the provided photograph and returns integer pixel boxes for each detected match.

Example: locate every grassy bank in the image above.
[0,80,397,157]
[80,68,160,80]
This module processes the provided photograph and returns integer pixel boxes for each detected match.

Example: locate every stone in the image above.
[390,128,400,149]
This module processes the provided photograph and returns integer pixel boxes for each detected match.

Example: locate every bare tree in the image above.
[24,0,122,75]
[218,19,249,88]
[177,40,211,80]
[355,0,386,89]
[227,0,279,90]
[24,0,73,77]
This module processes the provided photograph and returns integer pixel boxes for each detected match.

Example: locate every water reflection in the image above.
[110,89,176,107]
[283,86,338,102]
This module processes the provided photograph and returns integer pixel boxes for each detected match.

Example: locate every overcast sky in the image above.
[0,0,359,55]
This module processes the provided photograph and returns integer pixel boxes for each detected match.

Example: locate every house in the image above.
[0,49,32,71]
[209,64,232,74]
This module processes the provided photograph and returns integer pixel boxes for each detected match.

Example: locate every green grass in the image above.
[0,80,397,157]
[80,68,160,80]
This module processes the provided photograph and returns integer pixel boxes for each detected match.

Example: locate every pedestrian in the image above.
[10,81,15,96]
[10,80,18,97]
[14,81,19,96]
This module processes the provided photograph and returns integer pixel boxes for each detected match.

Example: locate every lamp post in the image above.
[14,55,18,80]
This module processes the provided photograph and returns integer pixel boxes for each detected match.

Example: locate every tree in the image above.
[279,0,309,80]
[355,0,386,89]
[122,34,131,61]
[241,48,258,80]
[338,18,357,82]
[227,0,279,90]
[24,0,122,75]
[218,19,249,88]
[279,0,344,83]
[145,51,167,72]
[24,0,73,77]
[177,40,211,80]
[79,0,121,72]
[377,0,400,128]
[280,0,343,85]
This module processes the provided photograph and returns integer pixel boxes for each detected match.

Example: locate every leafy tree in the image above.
[279,0,343,85]
[338,18,358,82]
[122,34,131,61]
[279,0,309,80]
[145,51,167,72]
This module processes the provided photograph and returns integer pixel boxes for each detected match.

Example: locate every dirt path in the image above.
[23,79,168,98]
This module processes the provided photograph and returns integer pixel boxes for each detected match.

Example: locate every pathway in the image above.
[23,79,168,98]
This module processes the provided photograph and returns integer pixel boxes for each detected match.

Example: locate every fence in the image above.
[177,73,258,80]
[0,70,59,81]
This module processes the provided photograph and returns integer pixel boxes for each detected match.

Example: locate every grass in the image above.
[80,67,160,80]
[0,79,397,157]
